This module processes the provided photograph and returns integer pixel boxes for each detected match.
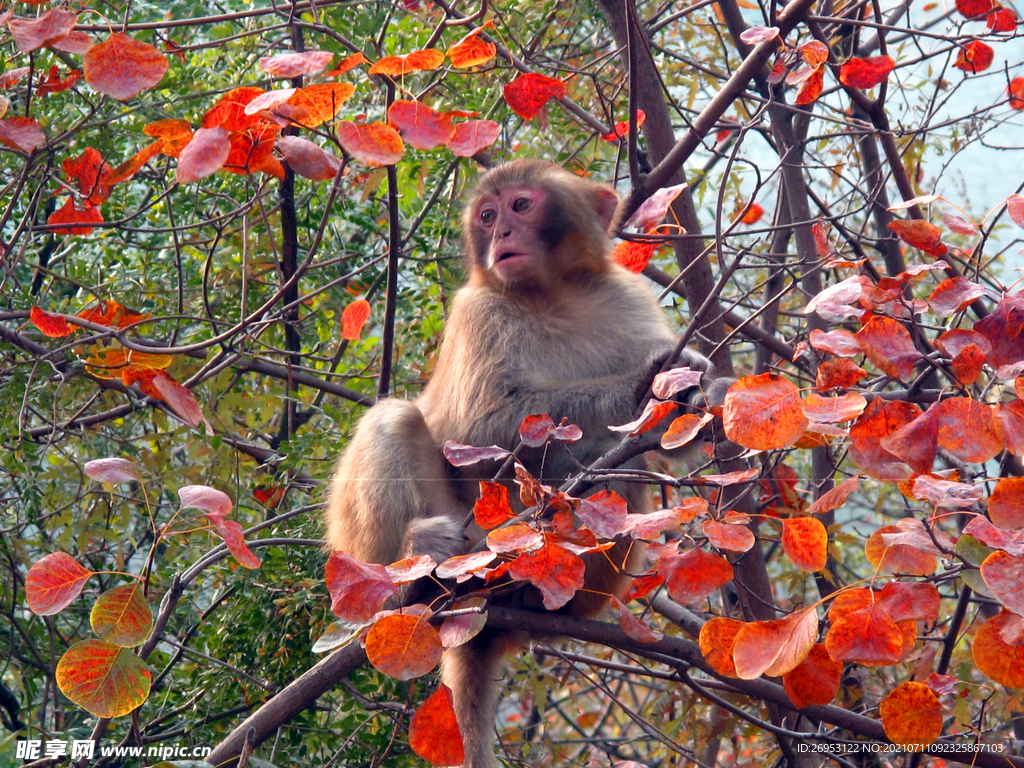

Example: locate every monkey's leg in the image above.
[442,629,518,768]
[325,399,465,565]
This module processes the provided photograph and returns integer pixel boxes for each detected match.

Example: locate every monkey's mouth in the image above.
[495,250,526,263]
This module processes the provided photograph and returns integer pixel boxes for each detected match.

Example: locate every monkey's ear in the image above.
[595,188,620,233]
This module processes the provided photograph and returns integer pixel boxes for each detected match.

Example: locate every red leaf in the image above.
[935,397,1002,463]
[447,119,500,157]
[974,296,1024,367]
[0,116,46,152]
[623,182,689,232]
[993,401,1024,455]
[325,551,397,624]
[732,606,819,679]
[981,550,1024,613]
[25,552,94,615]
[8,9,78,53]
[503,73,566,120]
[657,547,734,605]
[782,517,829,571]
[854,315,922,383]
[610,399,676,436]
[29,306,74,337]
[508,542,585,609]
[953,40,995,73]
[806,477,859,516]
[956,0,997,18]
[699,616,743,677]
[337,121,404,166]
[880,682,942,747]
[887,219,948,256]
[802,392,867,423]
[740,26,781,44]
[388,100,455,150]
[1007,194,1024,229]
[442,441,511,467]
[602,110,647,142]
[52,31,93,55]
[987,7,1019,31]
[48,197,103,235]
[929,276,986,317]
[409,686,465,766]
[839,56,895,89]
[794,65,824,105]
[815,359,868,390]
[611,596,662,643]
[176,127,231,183]
[878,401,939,475]
[473,481,514,530]
[259,50,333,77]
[37,65,82,95]
[55,640,151,718]
[973,610,1024,687]
[783,643,842,707]
[849,398,919,481]
[83,33,168,101]
[203,87,265,131]
[1009,77,1024,110]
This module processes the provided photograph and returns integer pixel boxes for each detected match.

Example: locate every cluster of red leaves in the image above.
[29,301,207,429]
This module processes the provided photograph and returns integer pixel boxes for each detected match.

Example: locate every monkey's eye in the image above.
[512,197,532,213]
[479,209,496,225]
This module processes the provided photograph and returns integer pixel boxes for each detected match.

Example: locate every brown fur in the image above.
[325,160,714,768]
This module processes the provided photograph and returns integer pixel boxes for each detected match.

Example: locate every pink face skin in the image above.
[473,184,550,286]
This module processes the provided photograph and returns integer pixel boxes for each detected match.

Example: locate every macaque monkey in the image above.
[326,160,724,768]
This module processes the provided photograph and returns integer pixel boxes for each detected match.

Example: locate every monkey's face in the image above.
[469,183,558,291]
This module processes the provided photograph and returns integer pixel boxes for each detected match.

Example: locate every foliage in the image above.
[3,0,1024,766]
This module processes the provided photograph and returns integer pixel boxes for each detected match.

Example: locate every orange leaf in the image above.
[473,481,514,530]
[611,241,656,273]
[214,518,262,569]
[732,606,819,679]
[838,56,894,89]
[77,300,151,329]
[368,49,445,76]
[815,359,868,390]
[37,65,82,95]
[365,613,443,680]
[326,52,368,77]
[83,33,168,101]
[325,551,397,624]
[954,40,995,73]
[866,525,937,575]
[447,29,496,69]
[610,399,676,436]
[202,87,265,131]
[259,50,333,77]
[388,100,455,150]
[409,686,465,766]
[854,315,922,383]
[0,116,46,152]
[341,298,371,340]
[722,373,809,450]
[447,119,500,158]
[739,202,764,224]
[223,123,280,176]
[936,397,1002,463]
[879,682,942,747]
[486,522,544,554]
[337,121,404,166]
[887,218,948,256]
[176,127,231,183]
[699,616,743,677]
[660,412,713,451]
[103,141,164,187]
[657,547,734,605]
[782,517,828,571]
[7,8,78,53]
[48,198,103,235]
[783,643,842,708]
[25,552,94,615]
[602,110,647,142]
[508,542,585,609]
[878,401,939,475]
[503,73,566,120]
[29,306,74,337]
[288,83,356,128]
[973,610,1024,687]
[90,583,153,647]
[144,118,193,158]
[55,640,151,718]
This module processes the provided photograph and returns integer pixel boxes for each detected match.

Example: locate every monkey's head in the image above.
[463,160,621,296]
